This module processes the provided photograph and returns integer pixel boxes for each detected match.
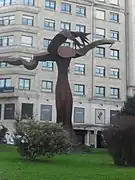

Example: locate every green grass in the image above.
[0,146,135,180]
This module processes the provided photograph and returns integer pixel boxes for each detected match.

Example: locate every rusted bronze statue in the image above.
[0,30,114,143]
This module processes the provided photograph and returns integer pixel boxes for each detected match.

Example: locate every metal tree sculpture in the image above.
[0,30,114,143]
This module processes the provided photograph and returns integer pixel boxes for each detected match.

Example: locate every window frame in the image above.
[0,78,11,88]
[44,18,55,31]
[96,66,105,77]
[96,86,105,97]
[61,2,71,13]
[96,9,105,20]
[45,0,56,10]
[110,87,120,98]
[41,80,53,92]
[76,5,86,16]
[75,63,85,75]
[110,49,119,59]
[19,78,31,90]
[74,84,85,96]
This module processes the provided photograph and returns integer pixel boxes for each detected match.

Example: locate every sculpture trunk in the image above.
[56,59,77,143]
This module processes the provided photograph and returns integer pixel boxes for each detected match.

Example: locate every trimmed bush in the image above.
[103,115,135,166]
[14,120,71,160]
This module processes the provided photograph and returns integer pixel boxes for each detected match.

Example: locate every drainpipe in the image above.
[91,0,95,100]
[124,0,129,99]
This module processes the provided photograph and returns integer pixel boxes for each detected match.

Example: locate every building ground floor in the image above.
[74,125,105,148]
[0,93,123,147]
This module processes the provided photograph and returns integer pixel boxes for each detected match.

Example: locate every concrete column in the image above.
[85,131,90,146]
[89,131,95,147]
[94,130,97,148]
[1,104,4,121]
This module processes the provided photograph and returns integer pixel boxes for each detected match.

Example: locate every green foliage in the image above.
[0,124,8,144]
[121,95,135,116]
[1,147,135,180]
[103,115,135,166]
[14,121,71,160]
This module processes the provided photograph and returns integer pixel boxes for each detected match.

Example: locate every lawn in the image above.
[0,146,135,180]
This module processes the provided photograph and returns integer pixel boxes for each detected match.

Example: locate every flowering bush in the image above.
[14,121,71,160]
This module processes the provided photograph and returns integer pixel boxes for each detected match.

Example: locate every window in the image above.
[110,68,120,78]
[110,49,119,59]
[60,21,71,30]
[96,28,105,39]
[110,0,119,5]
[41,80,53,92]
[0,78,11,87]
[19,78,30,90]
[40,105,52,121]
[110,110,119,124]
[21,35,33,47]
[96,9,105,20]
[45,0,56,10]
[22,15,33,26]
[75,64,85,75]
[76,6,86,16]
[110,30,119,40]
[96,47,105,57]
[74,107,85,123]
[110,12,119,22]
[44,19,55,31]
[41,61,53,71]
[74,84,85,96]
[0,0,16,6]
[76,24,86,33]
[96,66,105,77]
[21,103,33,119]
[4,103,15,119]
[62,42,70,46]
[0,15,15,26]
[61,2,71,13]
[0,62,8,68]
[24,0,34,6]
[110,87,119,98]
[43,38,51,48]
[0,36,13,46]
[96,86,105,97]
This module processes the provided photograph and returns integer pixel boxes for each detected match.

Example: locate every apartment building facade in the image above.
[0,0,127,147]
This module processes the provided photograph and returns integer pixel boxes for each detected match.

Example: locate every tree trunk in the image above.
[55,59,77,144]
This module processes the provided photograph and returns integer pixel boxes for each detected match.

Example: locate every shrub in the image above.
[103,115,135,166]
[14,120,71,160]
[121,96,135,116]
[0,124,8,144]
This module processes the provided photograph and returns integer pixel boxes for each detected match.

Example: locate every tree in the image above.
[121,95,135,116]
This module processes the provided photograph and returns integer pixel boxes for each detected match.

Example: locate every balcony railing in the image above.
[0,87,14,93]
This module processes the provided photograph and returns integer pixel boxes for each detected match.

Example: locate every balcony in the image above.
[0,87,14,93]
[0,87,17,98]
[0,4,40,14]
[0,24,38,34]
[0,45,38,54]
